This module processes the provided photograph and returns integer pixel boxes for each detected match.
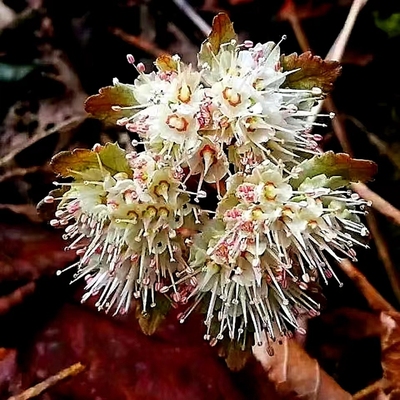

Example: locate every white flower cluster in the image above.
[44,13,373,351]
[118,37,328,199]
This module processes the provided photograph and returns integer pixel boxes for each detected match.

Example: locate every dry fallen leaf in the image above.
[379,311,400,399]
[253,333,352,399]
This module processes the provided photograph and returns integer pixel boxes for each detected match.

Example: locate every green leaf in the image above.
[84,81,138,126]
[98,142,132,177]
[50,143,132,178]
[298,174,349,192]
[198,12,237,68]
[0,63,36,83]
[374,12,400,38]
[136,294,171,336]
[290,151,378,189]
[280,51,341,93]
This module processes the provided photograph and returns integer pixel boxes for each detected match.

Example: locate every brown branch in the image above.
[364,211,400,305]
[352,183,400,226]
[339,260,395,313]
[0,166,43,184]
[352,379,383,400]
[8,362,85,400]
[0,282,36,316]
[0,116,85,168]
[110,28,167,59]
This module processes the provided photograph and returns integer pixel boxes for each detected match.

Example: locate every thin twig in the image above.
[8,362,85,400]
[364,211,400,304]
[0,116,85,168]
[0,166,43,183]
[339,260,395,313]
[326,0,368,61]
[0,282,36,316]
[352,379,383,400]
[111,28,168,59]
[353,183,400,226]
[172,0,211,37]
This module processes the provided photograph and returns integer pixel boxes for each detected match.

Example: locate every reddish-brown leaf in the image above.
[0,348,18,397]
[50,148,98,178]
[21,304,249,400]
[0,222,76,281]
[281,51,342,92]
[84,81,138,126]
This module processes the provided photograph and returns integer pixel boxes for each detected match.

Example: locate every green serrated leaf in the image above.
[84,81,138,125]
[298,174,349,192]
[198,12,237,68]
[290,151,377,188]
[98,142,132,177]
[280,51,341,92]
[136,294,171,336]
[0,63,36,83]
[374,12,400,38]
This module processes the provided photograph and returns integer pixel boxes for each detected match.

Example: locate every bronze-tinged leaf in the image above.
[50,148,98,178]
[218,340,252,371]
[37,187,68,220]
[290,151,378,188]
[198,12,237,67]
[135,295,171,336]
[281,51,342,92]
[50,143,131,179]
[155,54,178,72]
[253,335,352,400]
[84,81,138,126]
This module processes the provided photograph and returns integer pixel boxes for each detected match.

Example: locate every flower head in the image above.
[46,144,202,316]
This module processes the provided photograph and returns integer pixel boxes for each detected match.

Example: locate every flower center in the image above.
[178,83,192,103]
[263,182,277,201]
[154,180,170,197]
[166,114,189,132]
[222,87,242,107]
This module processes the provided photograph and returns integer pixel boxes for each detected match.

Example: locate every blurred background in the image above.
[1,0,400,399]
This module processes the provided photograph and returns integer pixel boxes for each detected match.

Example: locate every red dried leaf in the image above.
[23,304,248,400]
[281,51,342,92]
[0,348,18,396]
[253,335,352,399]
[84,81,138,126]
[0,222,76,281]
